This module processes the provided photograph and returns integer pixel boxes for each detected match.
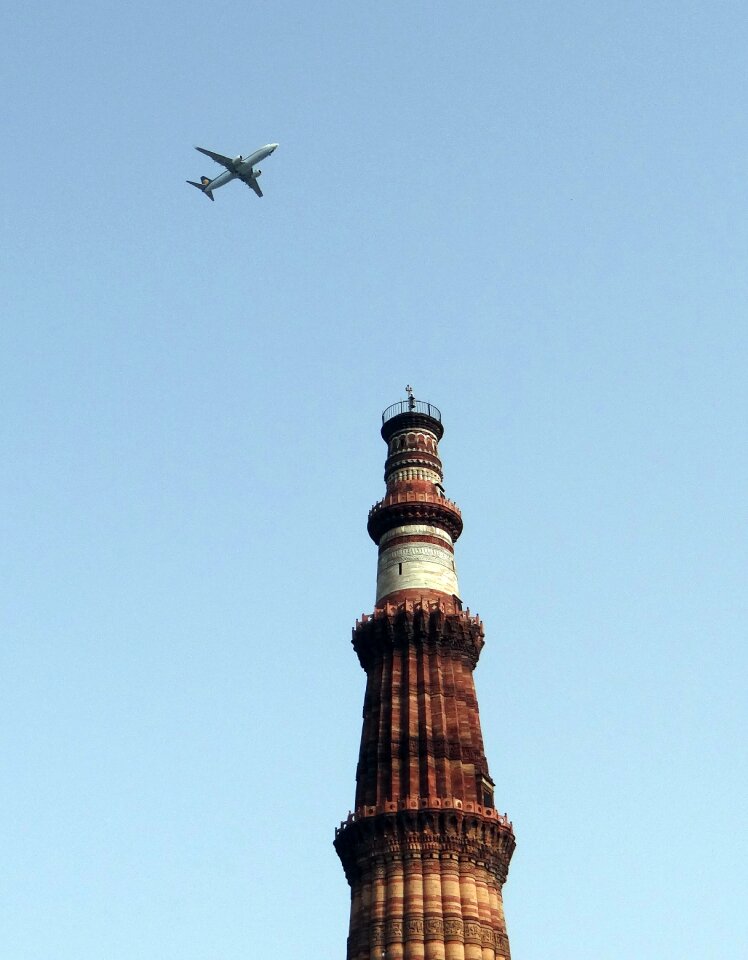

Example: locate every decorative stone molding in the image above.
[353,605,485,671]
[424,917,445,940]
[368,493,463,544]
[464,920,482,944]
[443,918,465,941]
[405,917,425,938]
[385,919,404,943]
[334,808,515,886]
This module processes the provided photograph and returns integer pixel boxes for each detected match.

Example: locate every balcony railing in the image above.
[382,399,442,424]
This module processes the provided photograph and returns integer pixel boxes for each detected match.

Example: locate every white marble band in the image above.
[376,527,460,601]
[379,524,454,548]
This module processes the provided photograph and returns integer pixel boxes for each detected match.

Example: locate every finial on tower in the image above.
[405,384,415,410]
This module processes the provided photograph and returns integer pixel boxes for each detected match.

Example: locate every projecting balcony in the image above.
[382,399,442,424]
[367,490,463,543]
[381,399,444,442]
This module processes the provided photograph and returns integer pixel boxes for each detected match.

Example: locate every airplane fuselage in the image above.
[209,144,278,191]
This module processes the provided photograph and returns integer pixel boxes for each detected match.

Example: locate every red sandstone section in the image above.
[352,606,490,808]
[374,588,461,612]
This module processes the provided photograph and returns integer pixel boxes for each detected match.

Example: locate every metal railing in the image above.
[382,399,442,424]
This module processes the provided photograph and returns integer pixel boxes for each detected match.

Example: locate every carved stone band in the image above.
[443,918,464,941]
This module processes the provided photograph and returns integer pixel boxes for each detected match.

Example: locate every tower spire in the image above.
[335,399,515,960]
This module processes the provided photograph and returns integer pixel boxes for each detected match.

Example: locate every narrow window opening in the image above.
[398,562,403,575]
[478,774,495,808]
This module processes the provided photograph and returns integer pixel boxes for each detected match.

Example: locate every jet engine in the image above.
[254,169,262,178]
[233,155,243,164]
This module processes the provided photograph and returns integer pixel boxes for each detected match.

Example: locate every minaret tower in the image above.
[335,392,515,960]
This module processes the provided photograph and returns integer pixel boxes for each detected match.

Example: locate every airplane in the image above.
[187,143,279,201]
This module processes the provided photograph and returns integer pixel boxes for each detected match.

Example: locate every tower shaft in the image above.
[335,399,514,960]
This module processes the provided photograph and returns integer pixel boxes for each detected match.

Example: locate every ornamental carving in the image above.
[379,542,455,571]
[494,930,511,952]
[405,918,424,938]
[443,918,464,941]
[424,918,444,940]
[385,919,403,942]
[464,921,482,944]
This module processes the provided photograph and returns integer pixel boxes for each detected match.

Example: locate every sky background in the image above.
[2,2,746,957]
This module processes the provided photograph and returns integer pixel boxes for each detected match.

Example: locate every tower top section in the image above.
[381,397,444,442]
[368,392,463,609]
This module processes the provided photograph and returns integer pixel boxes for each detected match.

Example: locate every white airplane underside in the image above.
[187,143,278,201]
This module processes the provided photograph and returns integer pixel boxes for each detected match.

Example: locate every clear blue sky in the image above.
[2,2,746,957]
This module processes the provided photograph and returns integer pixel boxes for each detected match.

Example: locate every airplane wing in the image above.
[194,147,236,171]
[245,179,263,198]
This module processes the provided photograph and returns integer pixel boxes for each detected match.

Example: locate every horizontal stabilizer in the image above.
[186,180,215,201]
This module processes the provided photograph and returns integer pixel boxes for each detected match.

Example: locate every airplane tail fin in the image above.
[186,178,215,201]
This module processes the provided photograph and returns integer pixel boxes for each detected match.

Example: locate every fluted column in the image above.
[474,868,495,960]
[370,860,387,960]
[349,878,364,960]
[423,856,445,960]
[386,859,405,960]
[459,859,482,960]
[403,856,425,960]
[494,889,510,960]
[441,856,465,960]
